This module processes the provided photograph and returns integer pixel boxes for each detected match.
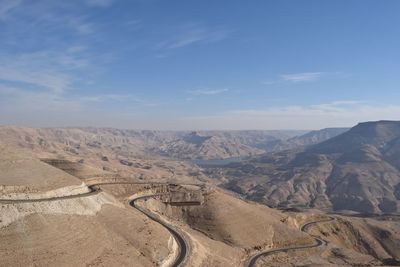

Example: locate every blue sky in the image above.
[0,0,399,130]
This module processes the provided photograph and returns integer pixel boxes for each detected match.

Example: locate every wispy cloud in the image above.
[0,85,82,112]
[80,94,130,102]
[0,66,73,94]
[263,72,331,85]
[0,1,110,91]
[0,44,98,94]
[280,72,324,82]
[189,88,229,96]
[80,94,159,106]
[157,23,231,50]
[312,100,366,112]
[0,84,159,116]
[65,15,96,35]
[329,100,362,105]
[123,19,142,31]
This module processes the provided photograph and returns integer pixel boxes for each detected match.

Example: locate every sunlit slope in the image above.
[0,145,83,192]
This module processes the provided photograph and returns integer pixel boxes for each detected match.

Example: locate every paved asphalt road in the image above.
[0,185,101,203]
[130,195,187,267]
[246,217,335,267]
[0,182,189,267]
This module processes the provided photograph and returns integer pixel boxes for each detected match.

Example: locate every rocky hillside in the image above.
[284,127,349,149]
[0,126,172,157]
[0,126,306,160]
[216,121,400,214]
[232,127,349,152]
[152,129,346,159]
[157,131,265,159]
[1,124,400,266]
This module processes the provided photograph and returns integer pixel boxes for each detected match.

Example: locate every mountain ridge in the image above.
[215,121,400,213]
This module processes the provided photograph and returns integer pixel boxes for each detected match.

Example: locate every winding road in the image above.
[0,182,189,267]
[246,216,335,267]
[1,180,346,267]
[0,185,101,203]
[130,195,187,267]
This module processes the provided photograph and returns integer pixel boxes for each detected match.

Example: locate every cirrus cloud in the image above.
[280,72,324,82]
[157,23,232,50]
[189,88,229,96]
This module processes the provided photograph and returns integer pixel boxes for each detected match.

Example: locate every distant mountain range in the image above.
[8,123,399,214]
[156,129,350,159]
[0,126,346,160]
[0,121,400,213]
[218,121,400,213]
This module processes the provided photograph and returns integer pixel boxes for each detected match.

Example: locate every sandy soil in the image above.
[0,204,173,267]
[0,145,83,192]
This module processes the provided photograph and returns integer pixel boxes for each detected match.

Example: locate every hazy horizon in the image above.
[1,120,395,132]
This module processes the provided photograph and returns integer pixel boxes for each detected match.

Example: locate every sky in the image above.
[0,0,399,130]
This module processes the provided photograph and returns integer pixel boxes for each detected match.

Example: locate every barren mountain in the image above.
[154,130,317,159]
[0,126,304,160]
[0,145,315,266]
[0,125,170,158]
[255,127,350,152]
[0,126,343,161]
[157,131,265,160]
[283,127,349,149]
[216,121,400,214]
[1,126,400,266]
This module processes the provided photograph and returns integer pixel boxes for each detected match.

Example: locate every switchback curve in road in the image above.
[0,181,190,267]
[129,195,187,267]
[95,182,190,267]
[246,216,335,267]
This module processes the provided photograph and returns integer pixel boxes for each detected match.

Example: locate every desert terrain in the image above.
[1,0,398,265]
[0,122,399,266]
